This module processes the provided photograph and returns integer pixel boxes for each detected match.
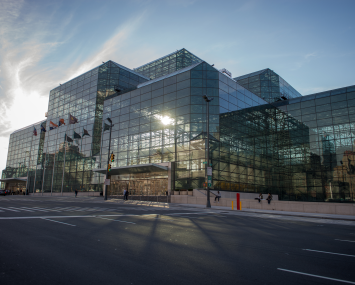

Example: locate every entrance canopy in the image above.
[0,177,27,183]
[93,163,168,176]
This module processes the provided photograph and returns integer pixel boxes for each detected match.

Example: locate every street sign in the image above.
[208,183,212,187]
[104,179,110,185]
[207,176,212,180]
[207,167,212,176]
[203,161,207,164]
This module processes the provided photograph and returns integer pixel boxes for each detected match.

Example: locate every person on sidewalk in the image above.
[266,193,272,204]
[75,189,78,198]
[123,189,127,200]
[214,191,221,202]
[125,190,129,201]
[257,193,263,203]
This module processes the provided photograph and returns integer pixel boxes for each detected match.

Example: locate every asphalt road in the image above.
[0,196,354,285]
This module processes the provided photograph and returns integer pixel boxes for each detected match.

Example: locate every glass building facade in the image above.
[234,68,302,103]
[133,48,202,79]
[2,49,355,203]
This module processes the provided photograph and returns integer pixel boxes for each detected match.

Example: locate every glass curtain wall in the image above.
[42,61,148,194]
[2,120,46,193]
[134,48,202,80]
[234,69,302,103]
[273,85,355,202]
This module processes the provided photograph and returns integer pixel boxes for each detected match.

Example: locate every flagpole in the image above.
[80,128,83,153]
[41,153,47,196]
[25,132,34,195]
[50,150,57,196]
[60,115,70,196]
[33,126,44,194]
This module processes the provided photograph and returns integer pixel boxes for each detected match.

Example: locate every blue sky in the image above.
[0,0,354,170]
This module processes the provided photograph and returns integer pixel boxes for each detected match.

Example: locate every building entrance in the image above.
[108,171,168,197]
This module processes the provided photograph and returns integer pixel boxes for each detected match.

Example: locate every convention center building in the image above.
[1,48,355,203]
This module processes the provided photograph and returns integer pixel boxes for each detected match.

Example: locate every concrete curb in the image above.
[173,203,355,221]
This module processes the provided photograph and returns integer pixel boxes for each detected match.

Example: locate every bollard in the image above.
[240,201,242,211]
[232,200,234,210]
[236,193,240,210]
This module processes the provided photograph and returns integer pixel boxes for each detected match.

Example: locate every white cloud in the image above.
[291,51,318,70]
[0,3,150,172]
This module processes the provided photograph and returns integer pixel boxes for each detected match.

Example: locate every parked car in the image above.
[0,189,6,196]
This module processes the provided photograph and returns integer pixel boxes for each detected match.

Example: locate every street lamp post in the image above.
[104,118,113,201]
[203,95,214,208]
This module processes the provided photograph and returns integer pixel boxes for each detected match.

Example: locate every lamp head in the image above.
[106,118,112,124]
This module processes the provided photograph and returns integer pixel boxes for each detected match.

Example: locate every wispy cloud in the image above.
[291,51,318,70]
[0,1,149,171]
[64,12,147,82]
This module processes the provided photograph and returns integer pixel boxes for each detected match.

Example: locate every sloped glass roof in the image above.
[233,69,269,81]
[137,62,202,88]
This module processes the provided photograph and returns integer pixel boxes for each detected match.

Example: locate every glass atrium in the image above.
[2,49,355,203]
[234,68,302,103]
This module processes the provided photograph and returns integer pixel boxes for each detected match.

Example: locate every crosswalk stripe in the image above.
[0,207,20,212]
[30,207,50,212]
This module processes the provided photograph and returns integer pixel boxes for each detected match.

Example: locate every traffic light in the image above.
[108,163,111,171]
[110,153,115,162]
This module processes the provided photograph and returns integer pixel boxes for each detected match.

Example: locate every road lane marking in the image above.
[41,218,76,227]
[277,268,355,284]
[97,217,136,224]
[303,249,355,257]
[335,239,355,243]
[16,207,35,212]
[9,207,33,212]
[29,207,50,212]
[0,207,19,212]
[0,213,211,220]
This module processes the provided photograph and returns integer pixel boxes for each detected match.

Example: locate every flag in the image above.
[33,127,37,136]
[41,124,46,132]
[65,134,73,142]
[82,128,90,137]
[59,119,65,126]
[103,123,111,131]
[50,121,58,130]
[74,131,81,139]
[69,114,78,124]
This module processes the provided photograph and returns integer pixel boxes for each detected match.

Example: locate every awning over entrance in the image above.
[92,163,168,176]
[0,177,27,183]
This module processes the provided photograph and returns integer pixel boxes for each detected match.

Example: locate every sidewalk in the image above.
[173,203,355,221]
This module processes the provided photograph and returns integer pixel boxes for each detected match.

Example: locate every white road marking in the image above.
[335,239,355,243]
[41,218,76,227]
[97,217,136,224]
[16,207,35,212]
[9,207,33,212]
[0,207,19,212]
[0,213,191,220]
[303,249,355,257]
[277,268,355,284]
[29,207,50,212]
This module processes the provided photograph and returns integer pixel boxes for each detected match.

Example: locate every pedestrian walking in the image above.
[257,193,263,203]
[214,191,221,202]
[125,190,129,201]
[123,189,127,200]
[266,193,272,204]
[75,189,78,197]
